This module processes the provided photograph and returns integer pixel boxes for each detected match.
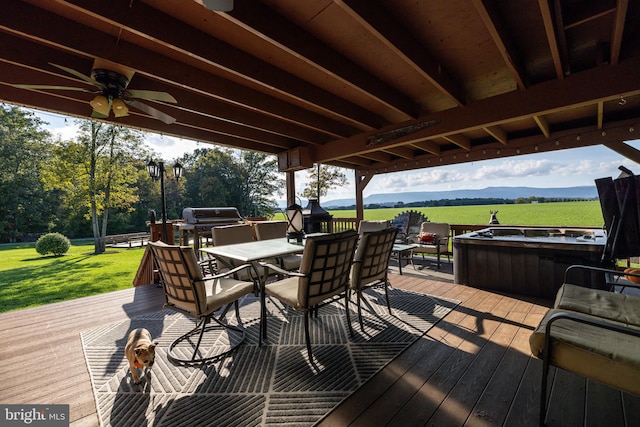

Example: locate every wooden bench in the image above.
[105,232,151,248]
[530,265,640,425]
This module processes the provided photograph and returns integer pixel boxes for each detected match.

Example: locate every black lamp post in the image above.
[147,160,183,243]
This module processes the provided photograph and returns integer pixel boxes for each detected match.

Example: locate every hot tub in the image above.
[453,227,609,299]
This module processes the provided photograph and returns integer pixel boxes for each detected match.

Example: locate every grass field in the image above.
[329,200,605,227]
[1,201,606,313]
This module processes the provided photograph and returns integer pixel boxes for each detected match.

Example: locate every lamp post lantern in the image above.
[147,160,183,243]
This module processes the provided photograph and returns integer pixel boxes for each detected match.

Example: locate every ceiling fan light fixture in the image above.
[90,95,110,116]
[111,98,129,117]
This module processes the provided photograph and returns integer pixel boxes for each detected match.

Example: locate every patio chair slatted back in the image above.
[264,230,359,362]
[298,230,359,307]
[352,227,398,287]
[151,242,204,316]
[350,227,398,329]
[253,221,288,240]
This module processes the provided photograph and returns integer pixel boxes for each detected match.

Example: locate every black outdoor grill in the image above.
[178,207,245,252]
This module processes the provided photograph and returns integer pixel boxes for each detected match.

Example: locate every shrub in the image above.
[35,233,71,256]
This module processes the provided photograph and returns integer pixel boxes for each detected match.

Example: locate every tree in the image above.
[301,164,347,202]
[182,148,283,217]
[0,106,54,242]
[184,148,241,208]
[236,151,284,217]
[41,121,148,254]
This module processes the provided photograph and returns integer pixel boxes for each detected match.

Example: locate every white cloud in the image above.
[143,134,202,160]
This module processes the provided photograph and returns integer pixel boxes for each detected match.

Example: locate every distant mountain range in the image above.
[313,186,599,208]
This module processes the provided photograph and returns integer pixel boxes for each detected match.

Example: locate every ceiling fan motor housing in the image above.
[92,69,129,98]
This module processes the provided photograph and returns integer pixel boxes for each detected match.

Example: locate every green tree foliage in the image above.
[237,151,284,217]
[41,121,149,253]
[301,164,347,201]
[183,148,283,217]
[185,148,240,208]
[0,108,285,242]
[0,106,54,242]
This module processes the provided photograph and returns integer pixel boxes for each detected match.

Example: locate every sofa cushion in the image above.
[554,283,640,327]
[529,308,640,396]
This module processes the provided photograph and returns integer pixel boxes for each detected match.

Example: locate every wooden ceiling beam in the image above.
[471,0,527,89]
[533,115,551,137]
[443,134,472,151]
[553,0,571,76]
[317,57,640,162]
[603,139,640,164]
[0,50,329,146]
[484,125,508,144]
[357,151,393,163]
[611,0,629,65]
[382,146,415,159]
[0,82,288,154]
[52,0,386,130]
[223,0,420,120]
[362,118,640,173]
[338,0,466,107]
[598,102,604,129]
[340,156,372,167]
[539,0,565,79]
[0,3,360,139]
[410,140,441,155]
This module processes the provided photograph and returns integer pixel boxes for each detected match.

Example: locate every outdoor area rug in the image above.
[81,287,459,427]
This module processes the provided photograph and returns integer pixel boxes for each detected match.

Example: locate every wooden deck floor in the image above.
[0,267,637,426]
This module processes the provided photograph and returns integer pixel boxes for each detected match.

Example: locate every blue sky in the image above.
[34,109,640,202]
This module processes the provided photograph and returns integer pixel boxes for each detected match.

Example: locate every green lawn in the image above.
[0,241,146,313]
[1,201,606,313]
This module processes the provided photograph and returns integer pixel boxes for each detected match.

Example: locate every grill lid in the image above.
[182,207,243,224]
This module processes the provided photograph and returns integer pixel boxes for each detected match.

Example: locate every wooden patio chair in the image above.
[349,227,398,330]
[261,230,359,362]
[149,241,256,365]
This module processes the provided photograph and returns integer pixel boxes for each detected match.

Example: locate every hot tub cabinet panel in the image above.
[453,227,608,299]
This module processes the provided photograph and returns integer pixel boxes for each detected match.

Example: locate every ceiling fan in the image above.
[12,61,177,124]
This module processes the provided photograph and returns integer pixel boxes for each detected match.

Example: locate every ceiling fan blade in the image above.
[203,0,234,11]
[126,89,177,103]
[126,99,176,124]
[49,63,104,89]
[11,84,94,92]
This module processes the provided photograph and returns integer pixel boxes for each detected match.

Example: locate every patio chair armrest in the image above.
[564,264,640,290]
[259,261,305,278]
[203,263,255,281]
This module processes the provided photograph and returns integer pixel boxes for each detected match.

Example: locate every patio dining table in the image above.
[200,238,304,344]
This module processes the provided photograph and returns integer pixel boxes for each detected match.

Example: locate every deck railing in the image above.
[328,218,490,236]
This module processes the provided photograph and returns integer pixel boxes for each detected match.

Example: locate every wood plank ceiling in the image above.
[1,0,640,182]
